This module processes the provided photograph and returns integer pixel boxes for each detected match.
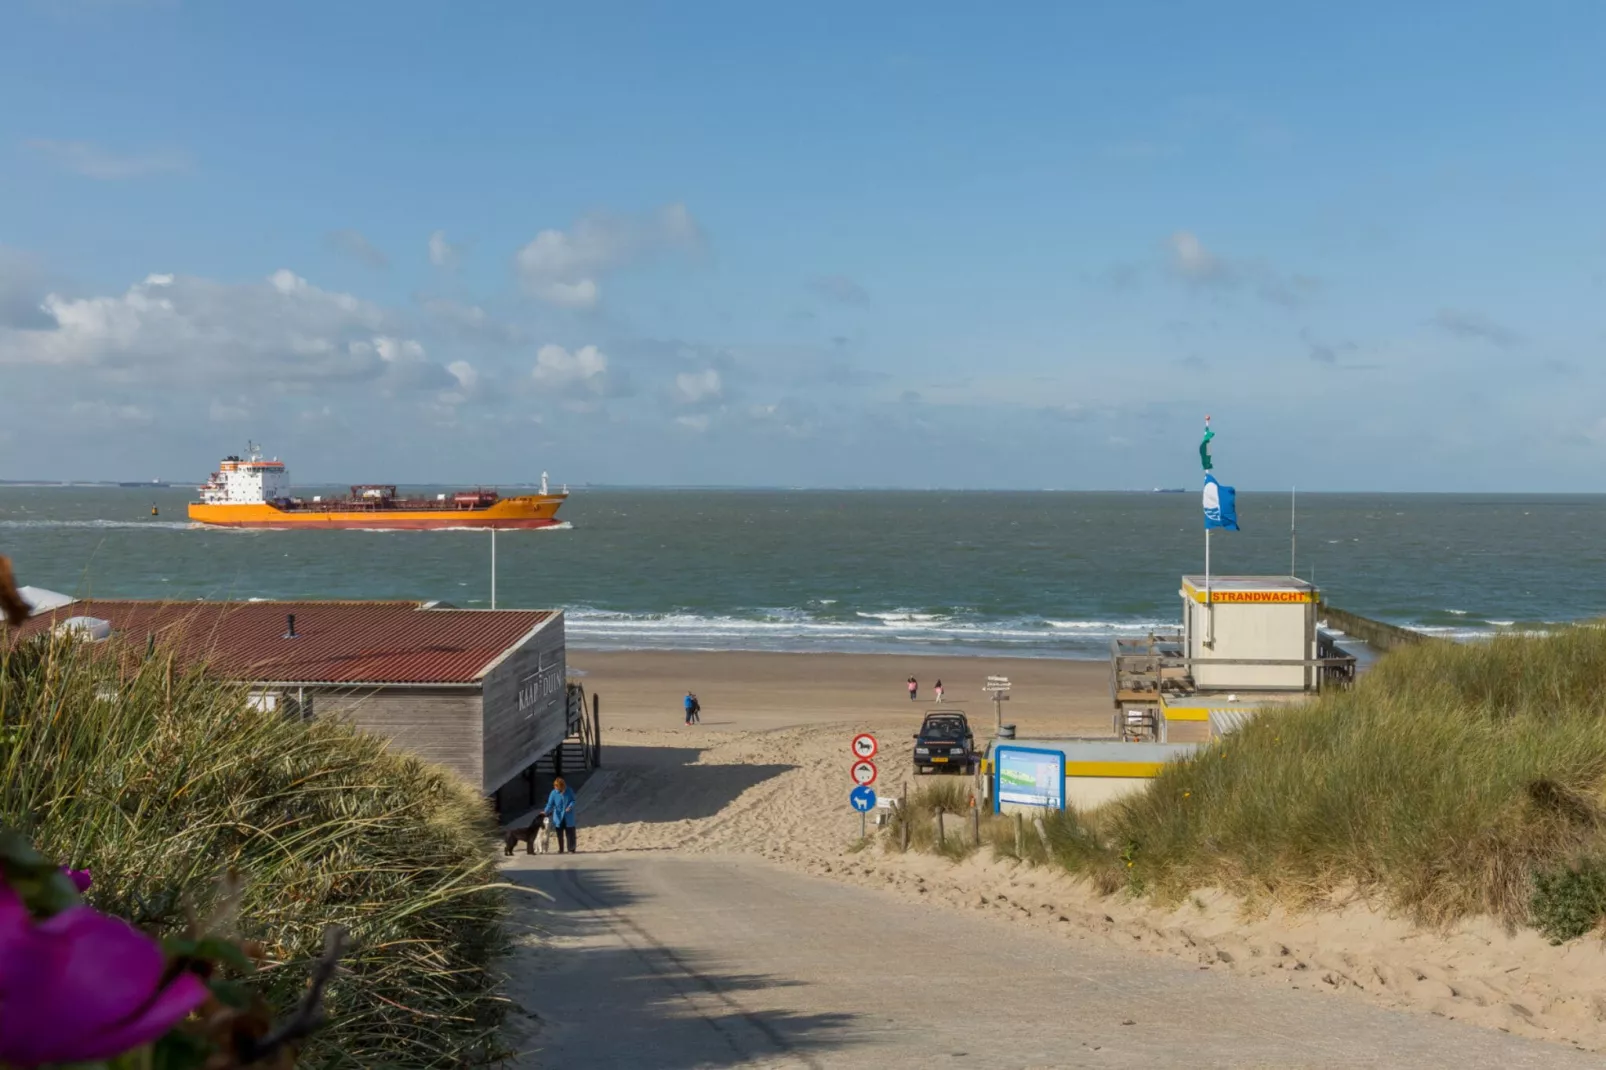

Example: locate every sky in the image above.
[0,1,1602,489]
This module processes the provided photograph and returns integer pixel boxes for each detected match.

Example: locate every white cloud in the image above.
[675,414,710,433]
[1165,230,1316,307]
[326,229,388,269]
[514,204,701,308]
[24,139,190,180]
[674,368,722,404]
[0,269,453,392]
[434,360,481,407]
[531,343,614,395]
[428,230,461,270]
[1169,231,1226,283]
[369,336,426,363]
[447,360,478,392]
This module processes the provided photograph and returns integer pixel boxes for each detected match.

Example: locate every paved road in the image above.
[505,853,1597,1069]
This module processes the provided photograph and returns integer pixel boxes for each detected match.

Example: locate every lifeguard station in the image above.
[1110,575,1356,743]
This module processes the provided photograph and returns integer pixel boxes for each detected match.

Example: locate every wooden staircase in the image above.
[534,682,602,778]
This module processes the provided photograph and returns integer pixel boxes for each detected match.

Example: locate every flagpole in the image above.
[1205,525,1213,646]
[1291,485,1297,578]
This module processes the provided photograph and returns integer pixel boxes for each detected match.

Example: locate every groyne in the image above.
[1320,605,1432,652]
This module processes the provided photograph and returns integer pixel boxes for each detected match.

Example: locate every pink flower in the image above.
[0,883,209,1067]
[61,868,92,894]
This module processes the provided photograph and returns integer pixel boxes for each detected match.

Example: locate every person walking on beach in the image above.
[907,676,918,702]
[684,690,698,725]
[544,776,578,854]
[934,679,944,703]
[688,692,701,724]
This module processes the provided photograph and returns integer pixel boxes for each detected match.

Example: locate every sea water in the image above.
[2,487,1602,658]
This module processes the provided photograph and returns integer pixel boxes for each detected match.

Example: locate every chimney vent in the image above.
[283,613,297,639]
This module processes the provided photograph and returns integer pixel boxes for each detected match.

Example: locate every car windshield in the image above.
[921,719,966,741]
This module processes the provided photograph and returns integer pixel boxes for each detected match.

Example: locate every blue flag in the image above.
[1203,474,1238,531]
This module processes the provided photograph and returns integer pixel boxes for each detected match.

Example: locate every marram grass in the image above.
[968,629,1606,938]
[0,633,509,1067]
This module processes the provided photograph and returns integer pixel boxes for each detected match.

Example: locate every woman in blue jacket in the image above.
[544,776,578,854]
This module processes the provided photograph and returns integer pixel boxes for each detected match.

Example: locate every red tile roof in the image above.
[7,600,557,685]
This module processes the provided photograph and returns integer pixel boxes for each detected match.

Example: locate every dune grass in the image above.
[929,629,1606,941]
[888,777,984,860]
[0,633,510,1066]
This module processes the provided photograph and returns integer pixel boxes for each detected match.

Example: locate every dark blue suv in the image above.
[913,712,975,775]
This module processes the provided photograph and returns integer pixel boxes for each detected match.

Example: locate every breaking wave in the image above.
[565,606,1174,658]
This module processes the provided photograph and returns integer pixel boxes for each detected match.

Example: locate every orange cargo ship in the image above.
[187,445,567,530]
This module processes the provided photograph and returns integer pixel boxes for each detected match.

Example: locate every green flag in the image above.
[1199,417,1214,472]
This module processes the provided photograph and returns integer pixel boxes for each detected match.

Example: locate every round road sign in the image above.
[851,733,878,760]
[851,759,878,786]
[850,785,877,812]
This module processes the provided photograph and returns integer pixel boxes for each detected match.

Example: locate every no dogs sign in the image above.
[851,759,878,786]
[851,733,878,760]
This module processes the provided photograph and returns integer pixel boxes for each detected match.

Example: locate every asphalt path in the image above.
[504,852,1599,1069]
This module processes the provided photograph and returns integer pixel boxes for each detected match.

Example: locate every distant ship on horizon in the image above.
[186,445,568,530]
[1152,487,1186,493]
[119,480,170,488]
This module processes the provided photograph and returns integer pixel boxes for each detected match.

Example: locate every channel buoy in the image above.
[151,505,159,517]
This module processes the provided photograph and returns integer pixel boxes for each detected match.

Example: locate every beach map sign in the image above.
[851,759,878,786]
[993,745,1065,811]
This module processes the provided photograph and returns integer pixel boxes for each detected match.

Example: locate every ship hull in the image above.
[187,495,567,530]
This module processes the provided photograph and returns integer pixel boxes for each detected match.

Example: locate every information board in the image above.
[992,745,1066,811]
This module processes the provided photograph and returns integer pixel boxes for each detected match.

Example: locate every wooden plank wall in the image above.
[480,614,567,795]
[315,687,485,787]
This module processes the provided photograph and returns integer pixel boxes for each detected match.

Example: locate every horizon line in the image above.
[4,480,1606,496]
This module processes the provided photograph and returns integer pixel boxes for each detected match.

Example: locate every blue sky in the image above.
[1,1,1602,488]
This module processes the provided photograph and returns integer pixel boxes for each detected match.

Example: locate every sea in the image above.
[2,487,1602,659]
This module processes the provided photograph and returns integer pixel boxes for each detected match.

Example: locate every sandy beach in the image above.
[567,649,1116,737]
[491,648,1606,1062]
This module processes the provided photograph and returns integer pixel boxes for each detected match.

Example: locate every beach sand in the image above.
[566,649,1116,737]
[503,648,1606,1055]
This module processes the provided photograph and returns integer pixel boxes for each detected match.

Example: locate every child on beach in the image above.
[934,679,944,703]
[907,676,918,701]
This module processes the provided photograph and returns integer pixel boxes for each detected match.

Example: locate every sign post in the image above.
[850,733,879,839]
[983,676,1012,730]
[850,784,877,838]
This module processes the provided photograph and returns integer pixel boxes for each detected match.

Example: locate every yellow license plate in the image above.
[931,757,948,763]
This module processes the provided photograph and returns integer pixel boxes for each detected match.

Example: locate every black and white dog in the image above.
[503,813,550,855]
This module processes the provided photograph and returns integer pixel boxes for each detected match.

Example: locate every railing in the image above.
[564,682,602,770]
[1110,632,1357,705]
